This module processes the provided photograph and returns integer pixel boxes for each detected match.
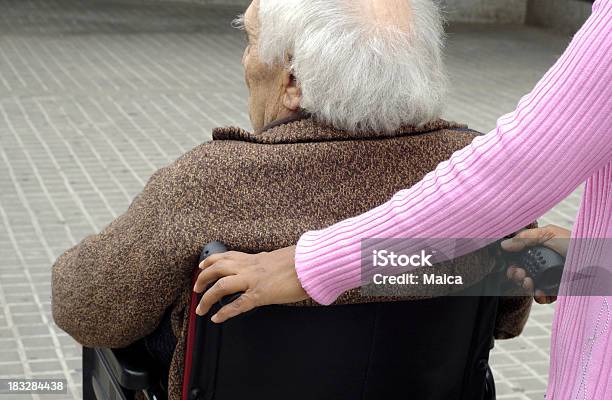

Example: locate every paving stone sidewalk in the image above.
[0,1,582,399]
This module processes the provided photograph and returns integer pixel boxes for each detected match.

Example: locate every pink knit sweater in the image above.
[295,1,612,398]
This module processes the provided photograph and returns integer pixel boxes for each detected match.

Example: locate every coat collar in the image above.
[212,114,467,144]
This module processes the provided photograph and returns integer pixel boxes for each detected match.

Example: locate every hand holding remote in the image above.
[502,225,570,304]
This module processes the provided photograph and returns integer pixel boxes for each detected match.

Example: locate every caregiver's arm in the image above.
[295,0,612,305]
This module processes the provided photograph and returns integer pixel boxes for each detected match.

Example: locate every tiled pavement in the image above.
[0,1,583,399]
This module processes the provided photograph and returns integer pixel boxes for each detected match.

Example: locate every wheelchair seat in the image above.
[84,242,499,400]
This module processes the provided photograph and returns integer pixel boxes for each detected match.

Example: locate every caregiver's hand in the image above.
[502,224,570,304]
[193,245,308,323]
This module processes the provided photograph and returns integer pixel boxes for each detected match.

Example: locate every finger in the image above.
[211,292,257,323]
[534,289,547,304]
[501,228,550,253]
[501,237,534,253]
[194,261,237,293]
[534,292,547,304]
[196,276,248,316]
[535,296,555,304]
[514,268,527,282]
[507,266,526,286]
[534,290,557,304]
[522,277,535,292]
[199,252,230,270]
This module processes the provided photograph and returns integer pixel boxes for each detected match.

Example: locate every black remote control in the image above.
[509,245,566,296]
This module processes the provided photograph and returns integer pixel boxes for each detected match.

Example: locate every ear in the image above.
[281,69,302,111]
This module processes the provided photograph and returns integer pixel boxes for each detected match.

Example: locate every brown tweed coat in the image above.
[52,116,533,400]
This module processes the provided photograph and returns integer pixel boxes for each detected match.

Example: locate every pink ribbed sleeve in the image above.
[295,0,612,306]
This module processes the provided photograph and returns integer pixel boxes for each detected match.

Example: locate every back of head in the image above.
[258,0,447,133]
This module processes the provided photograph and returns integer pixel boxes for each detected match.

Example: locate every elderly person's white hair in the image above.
[257,0,447,133]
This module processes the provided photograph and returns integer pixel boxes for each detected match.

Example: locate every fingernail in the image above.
[500,239,512,249]
[211,314,219,323]
[196,306,201,315]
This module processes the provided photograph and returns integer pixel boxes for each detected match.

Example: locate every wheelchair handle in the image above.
[198,242,244,308]
[199,241,228,263]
